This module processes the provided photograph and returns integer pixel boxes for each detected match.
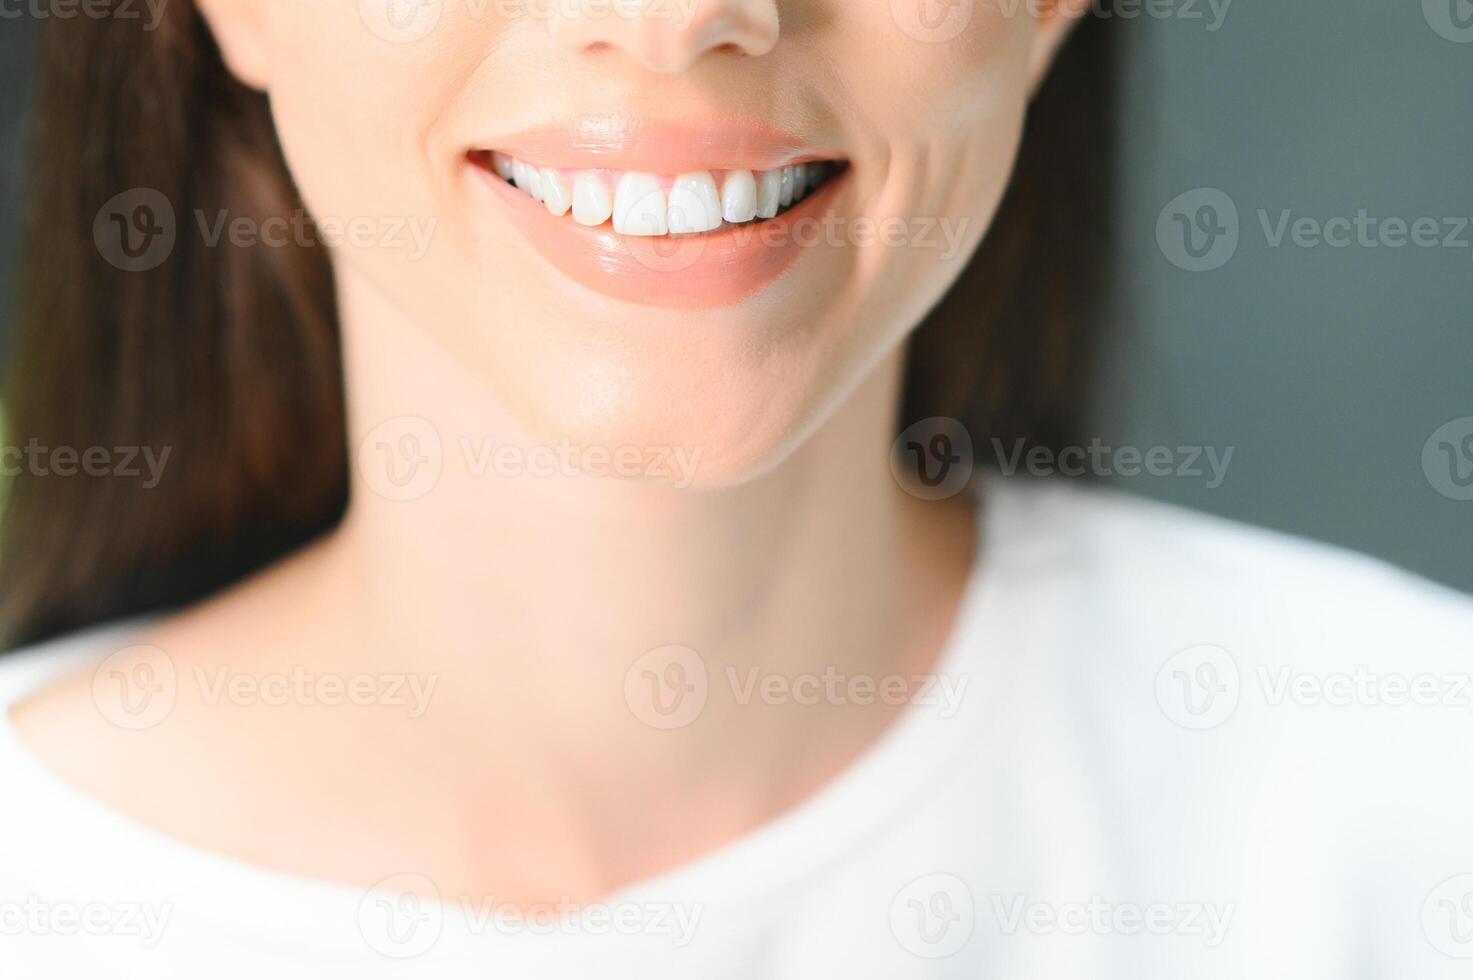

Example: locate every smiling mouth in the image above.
[469,150,844,238]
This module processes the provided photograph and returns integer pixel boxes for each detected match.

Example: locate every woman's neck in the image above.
[324,266,974,743]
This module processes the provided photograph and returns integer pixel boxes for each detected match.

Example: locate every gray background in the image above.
[1,3,1470,591]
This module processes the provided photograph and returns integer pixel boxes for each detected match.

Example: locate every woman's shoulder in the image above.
[975,476,1473,802]
[983,475,1473,643]
[978,474,1473,819]
[970,478,1473,936]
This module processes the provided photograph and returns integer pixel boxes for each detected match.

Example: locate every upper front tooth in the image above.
[667,172,722,234]
[779,166,795,208]
[572,172,613,226]
[541,168,572,217]
[756,170,782,219]
[613,172,668,236]
[722,170,758,224]
[513,159,544,202]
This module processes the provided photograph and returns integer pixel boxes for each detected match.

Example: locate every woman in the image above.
[1,0,1469,975]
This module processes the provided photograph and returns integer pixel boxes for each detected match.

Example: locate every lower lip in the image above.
[469,162,847,310]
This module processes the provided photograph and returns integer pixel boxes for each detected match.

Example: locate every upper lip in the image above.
[473,115,843,172]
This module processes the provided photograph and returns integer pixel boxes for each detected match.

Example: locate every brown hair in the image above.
[0,4,1112,648]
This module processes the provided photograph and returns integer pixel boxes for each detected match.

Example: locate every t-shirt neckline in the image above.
[0,486,1012,955]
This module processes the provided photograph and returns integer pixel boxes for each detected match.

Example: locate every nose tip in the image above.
[548,0,780,75]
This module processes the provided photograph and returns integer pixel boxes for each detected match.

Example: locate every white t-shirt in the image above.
[3,478,1472,978]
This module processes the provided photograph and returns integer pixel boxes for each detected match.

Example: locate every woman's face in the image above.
[205,0,1072,484]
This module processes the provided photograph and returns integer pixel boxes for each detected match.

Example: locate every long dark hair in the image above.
[0,5,1113,648]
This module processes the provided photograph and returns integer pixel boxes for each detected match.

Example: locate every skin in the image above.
[13,0,1087,903]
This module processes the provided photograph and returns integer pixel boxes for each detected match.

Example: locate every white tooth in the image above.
[791,164,808,202]
[779,166,795,208]
[809,163,827,191]
[492,152,516,181]
[613,173,668,236]
[572,172,614,227]
[721,170,758,224]
[667,172,722,235]
[756,169,782,220]
[513,159,544,202]
[541,168,572,216]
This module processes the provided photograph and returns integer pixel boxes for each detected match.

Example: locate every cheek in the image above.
[831,6,1037,341]
[843,2,1035,213]
[260,2,483,247]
